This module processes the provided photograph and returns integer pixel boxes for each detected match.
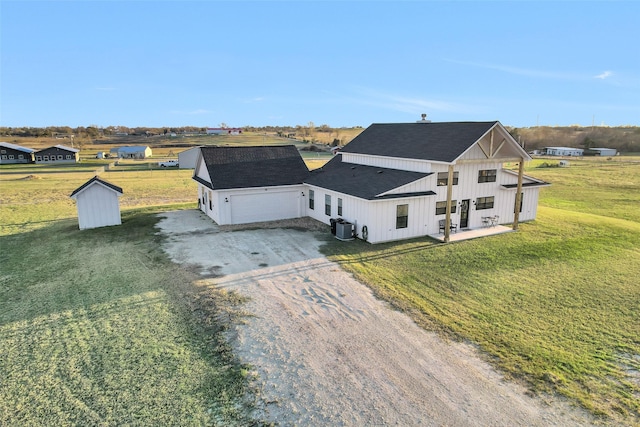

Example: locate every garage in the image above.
[230,190,301,224]
[193,145,310,226]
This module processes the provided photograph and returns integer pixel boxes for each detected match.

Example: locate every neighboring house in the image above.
[193,120,550,244]
[109,145,152,159]
[178,146,203,169]
[584,147,617,156]
[0,142,35,164]
[70,176,123,230]
[543,147,583,156]
[193,145,309,225]
[35,145,79,163]
[206,128,243,135]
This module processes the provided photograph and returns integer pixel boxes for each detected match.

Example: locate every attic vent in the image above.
[377,170,383,174]
[351,166,356,169]
[417,113,431,123]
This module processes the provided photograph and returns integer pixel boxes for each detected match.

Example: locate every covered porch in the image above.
[429,225,513,243]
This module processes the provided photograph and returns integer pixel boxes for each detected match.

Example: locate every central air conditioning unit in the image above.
[335,221,354,241]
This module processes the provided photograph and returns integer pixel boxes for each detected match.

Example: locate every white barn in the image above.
[110,145,152,159]
[586,147,617,156]
[544,147,583,156]
[206,128,243,135]
[70,176,123,230]
[178,146,203,169]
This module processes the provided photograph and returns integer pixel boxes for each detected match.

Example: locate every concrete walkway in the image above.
[430,225,514,242]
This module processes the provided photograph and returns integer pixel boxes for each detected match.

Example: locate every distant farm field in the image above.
[1,156,638,424]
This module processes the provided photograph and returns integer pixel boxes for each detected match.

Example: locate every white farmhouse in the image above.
[70,176,123,230]
[193,119,550,244]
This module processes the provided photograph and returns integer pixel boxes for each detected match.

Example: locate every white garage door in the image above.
[230,190,300,224]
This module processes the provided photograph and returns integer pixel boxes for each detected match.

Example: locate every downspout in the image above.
[444,164,454,242]
[513,159,524,230]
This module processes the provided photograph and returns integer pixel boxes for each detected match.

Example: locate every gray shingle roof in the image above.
[70,176,123,197]
[340,121,499,163]
[199,145,309,189]
[305,156,434,200]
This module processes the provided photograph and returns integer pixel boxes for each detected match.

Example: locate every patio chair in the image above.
[439,219,457,234]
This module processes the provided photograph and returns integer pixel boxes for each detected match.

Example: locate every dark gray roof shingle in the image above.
[70,176,123,197]
[199,145,309,189]
[305,156,433,200]
[341,121,499,163]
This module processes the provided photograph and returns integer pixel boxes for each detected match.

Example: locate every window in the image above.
[0,150,5,154]
[36,156,42,161]
[57,155,63,160]
[18,154,24,159]
[66,155,72,159]
[209,191,213,210]
[1,155,6,160]
[309,189,314,210]
[325,195,331,215]
[437,171,458,186]
[515,192,523,213]
[476,196,494,210]
[396,204,408,229]
[8,155,14,160]
[435,200,457,215]
[478,169,497,183]
[43,156,49,161]
[337,198,343,216]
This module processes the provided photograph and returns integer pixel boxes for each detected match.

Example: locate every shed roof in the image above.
[198,145,309,189]
[0,141,35,153]
[70,176,123,198]
[112,145,150,153]
[305,155,434,200]
[340,121,500,163]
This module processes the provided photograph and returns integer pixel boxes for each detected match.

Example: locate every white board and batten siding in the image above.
[305,185,436,244]
[341,153,431,173]
[71,181,122,230]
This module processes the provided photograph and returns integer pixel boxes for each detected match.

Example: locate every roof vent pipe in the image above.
[417,113,431,123]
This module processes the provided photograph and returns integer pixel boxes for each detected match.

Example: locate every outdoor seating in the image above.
[439,219,457,234]
[482,216,499,227]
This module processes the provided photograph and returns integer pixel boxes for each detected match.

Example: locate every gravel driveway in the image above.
[156,210,593,426]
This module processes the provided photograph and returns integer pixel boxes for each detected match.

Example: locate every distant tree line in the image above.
[507,125,640,153]
[2,124,637,152]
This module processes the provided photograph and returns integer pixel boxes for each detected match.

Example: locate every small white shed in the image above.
[70,176,123,230]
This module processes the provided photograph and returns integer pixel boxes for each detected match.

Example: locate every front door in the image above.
[460,199,470,228]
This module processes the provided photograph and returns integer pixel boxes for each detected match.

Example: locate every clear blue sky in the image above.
[1,1,638,129]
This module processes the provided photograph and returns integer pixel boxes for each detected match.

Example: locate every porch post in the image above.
[444,164,454,242]
[513,159,524,230]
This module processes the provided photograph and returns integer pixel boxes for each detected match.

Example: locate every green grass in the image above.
[322,160,640,423]
[0,208,259,426]
[2,157,639,424]
[0,166,262,425]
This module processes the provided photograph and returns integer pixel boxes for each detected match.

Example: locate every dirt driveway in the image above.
[156,210,593,426]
